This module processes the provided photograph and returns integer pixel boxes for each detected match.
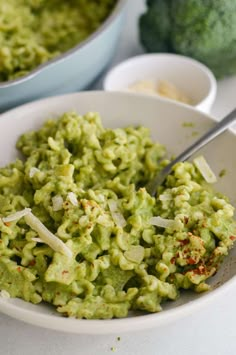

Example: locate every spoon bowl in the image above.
[146,108,236,195]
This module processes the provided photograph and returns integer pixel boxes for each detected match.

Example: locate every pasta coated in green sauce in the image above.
[0,111,235,319]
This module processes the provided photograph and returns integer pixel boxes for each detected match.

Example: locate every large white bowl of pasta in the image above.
[0,92,236,334]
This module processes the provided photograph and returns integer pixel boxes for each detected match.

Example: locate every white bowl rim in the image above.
[0,269,235,335]
[103,53,217,110]
[0,91,235,335]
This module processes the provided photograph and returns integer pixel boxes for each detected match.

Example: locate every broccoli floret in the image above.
[139,0,236,77]
[139,0,171,52]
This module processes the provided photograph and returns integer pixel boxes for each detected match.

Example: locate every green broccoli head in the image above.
[139,0,172,52]
[139,0,236,77]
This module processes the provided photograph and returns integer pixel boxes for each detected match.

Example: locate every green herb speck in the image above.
[219,169,227,178]
[182,122,195,128]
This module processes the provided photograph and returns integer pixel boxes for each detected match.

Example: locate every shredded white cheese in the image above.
[0,290,10,299]
[52,195,64,211]
[31,237,44,243]
[193,155,217,184]
[25,212,72,258]
[111,212,127,228]
[149,216,175,229]
[108,199,118,212]
[127,79,193,105]
[67,192,78,206]
[29,167,40,178]
[2,208,31,223]
[108,199,126,228]
[159,194,172,201]
[124,246,144,263]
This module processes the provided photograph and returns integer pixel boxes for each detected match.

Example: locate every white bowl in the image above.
[0,92,235,334]
[103,54,217,113]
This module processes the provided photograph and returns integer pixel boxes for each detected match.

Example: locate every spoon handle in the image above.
[146,108,236,196]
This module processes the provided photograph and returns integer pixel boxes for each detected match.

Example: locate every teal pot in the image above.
[0,0,126,112]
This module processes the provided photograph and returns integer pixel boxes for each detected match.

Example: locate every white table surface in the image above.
[1,1,236,354]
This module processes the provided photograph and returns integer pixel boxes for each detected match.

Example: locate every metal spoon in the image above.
[146,108,236,196]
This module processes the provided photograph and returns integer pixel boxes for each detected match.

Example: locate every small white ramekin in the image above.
[103,53,217,113]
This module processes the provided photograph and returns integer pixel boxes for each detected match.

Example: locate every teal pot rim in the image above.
[0,0,127,89]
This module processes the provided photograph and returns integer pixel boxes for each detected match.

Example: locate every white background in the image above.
[1,1,236,354]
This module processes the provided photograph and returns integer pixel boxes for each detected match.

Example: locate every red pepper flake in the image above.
[192,269,199,275]
[62,270,69,275]
[193,265,206,275]
[193,268,201,275]
[17,266,21,272]
[230,236,236,240]
[29,260,36,267]
[188,257,196,265]
[179,239,189,246]
[184,216,189,224]
[170,257,175,264]
[198,265,205,273]
[4,222,11,227]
